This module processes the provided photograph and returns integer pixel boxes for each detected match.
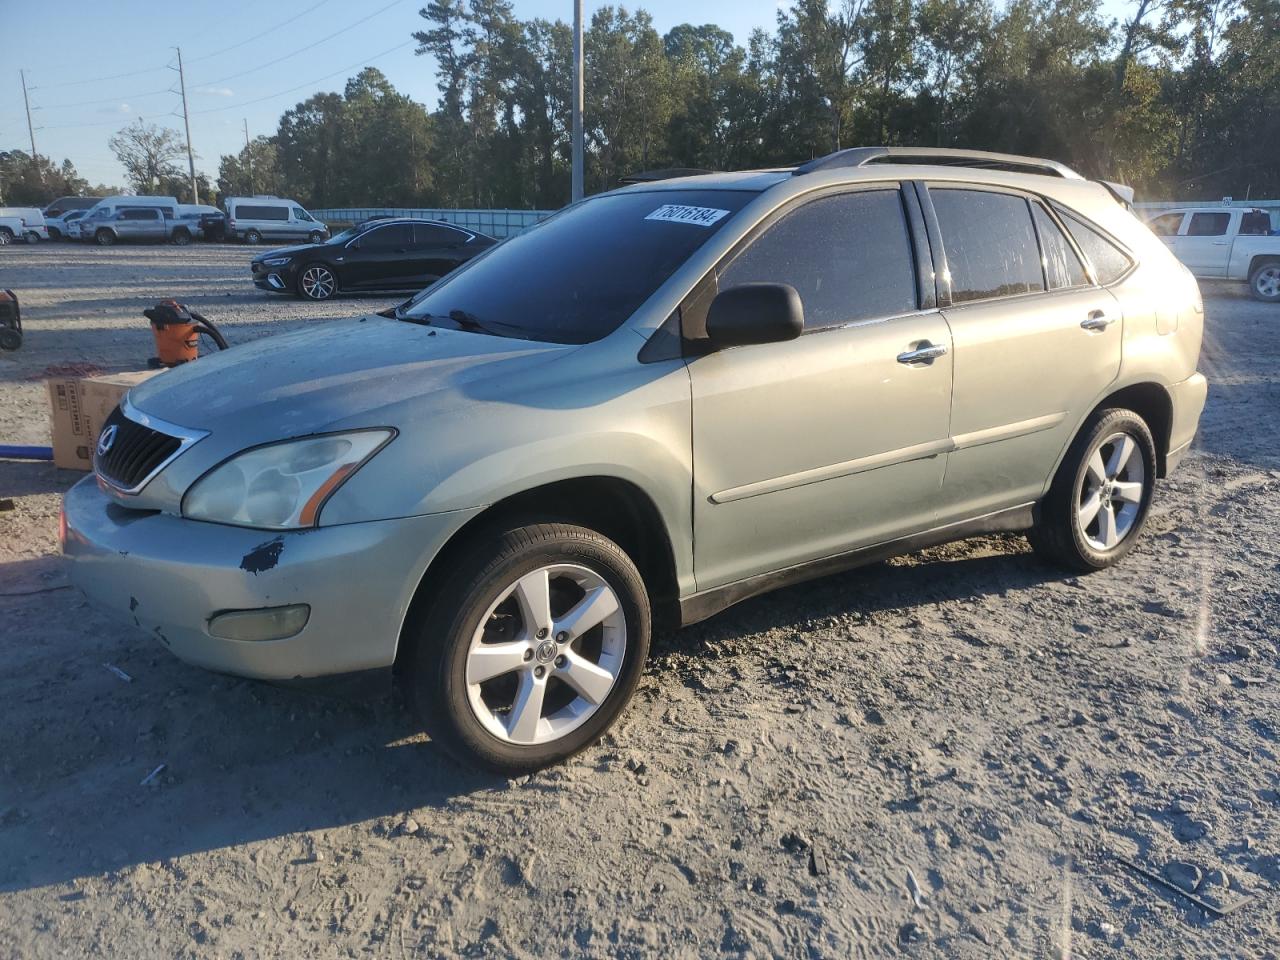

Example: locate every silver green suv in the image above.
[63,147,1207,772]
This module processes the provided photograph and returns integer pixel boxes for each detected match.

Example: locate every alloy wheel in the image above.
[1077,431,1147,551]
[0,231,10,246]
[1255,266,1280,299]
[299,266,335,300]
[465,563,626,746]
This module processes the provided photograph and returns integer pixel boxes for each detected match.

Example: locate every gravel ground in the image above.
[1,244,1278,959]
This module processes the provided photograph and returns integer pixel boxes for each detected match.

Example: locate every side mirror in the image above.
[705,283,804,349]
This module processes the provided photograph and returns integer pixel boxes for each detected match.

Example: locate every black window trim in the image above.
[412,221,474,246]
[1028,197,1092,292]
[1048,201,1138,288]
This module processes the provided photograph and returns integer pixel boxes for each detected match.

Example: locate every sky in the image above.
[2,0,1134,191]
[0,0,787,190]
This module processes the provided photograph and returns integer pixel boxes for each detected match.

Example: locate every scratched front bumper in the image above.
[62,477,475,680]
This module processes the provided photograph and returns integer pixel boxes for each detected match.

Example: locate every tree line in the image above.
[3,0,1274,209]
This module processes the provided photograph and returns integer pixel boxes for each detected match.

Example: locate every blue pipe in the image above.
[0,445,53,461]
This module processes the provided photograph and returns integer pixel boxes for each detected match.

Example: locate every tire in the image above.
[402,522,652,774]
[0,228,12,246]
[25,232,39,244]
[95,229,115,247]
[244,229,262,245]
[48,228,61,240]
[1249,259,1280,302]
[171,228,192,246]
[296,263,337,301]
[308,231,324,245]
[1029,407,1158,572]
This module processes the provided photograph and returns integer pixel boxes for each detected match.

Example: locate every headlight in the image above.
[262,256,292,266]
[182,430,394,529]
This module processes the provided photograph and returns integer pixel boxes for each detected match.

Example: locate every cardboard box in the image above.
[47,370,164,470]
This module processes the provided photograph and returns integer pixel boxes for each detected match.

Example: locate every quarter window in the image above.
[413,223,469,246]
[1057,210,1133,285]
[1186,212,1230,236]
[931,189,1044,303]
[1031,203,1089,289]
[718,189,918,331]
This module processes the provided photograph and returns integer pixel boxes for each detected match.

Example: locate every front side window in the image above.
[931,188,1045,303]
[1148,212,1185,236]
[292,207,313,221]
[1031,202,1089,290]
[717,189,918,331]
[1186,212,1230,236]
[402,189,754,344]
[122,208,158,220]
[361,224,412,250]
[1057,210,1134,285]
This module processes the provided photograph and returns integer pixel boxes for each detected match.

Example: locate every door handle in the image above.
[1211,239,1229,245]
[896,341,948,365]
[1080,310,1115,331]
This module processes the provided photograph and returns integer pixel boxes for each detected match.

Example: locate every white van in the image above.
[78,196,180,242]
[0,208,48,242]
[224,196,328,245]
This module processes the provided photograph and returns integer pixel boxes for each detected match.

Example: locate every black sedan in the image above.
[250,218,497,301]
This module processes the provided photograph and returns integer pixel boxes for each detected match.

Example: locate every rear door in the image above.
[926,186,1125,522]
[688,184,954,590]
[1178,210,1237,277]
[410,223,472,283]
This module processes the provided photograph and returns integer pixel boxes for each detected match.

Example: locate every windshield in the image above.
[401,189,754,344]
[329,227,359,244]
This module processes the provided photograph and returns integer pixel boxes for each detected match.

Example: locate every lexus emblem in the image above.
[96,425,118,457]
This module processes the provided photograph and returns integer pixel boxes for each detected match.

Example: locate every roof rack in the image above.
[792,147,1085,181]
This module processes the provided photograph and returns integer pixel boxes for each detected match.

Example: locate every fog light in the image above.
[208,604,310,641]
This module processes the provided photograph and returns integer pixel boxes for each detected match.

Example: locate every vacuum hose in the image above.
[189,312,229,351]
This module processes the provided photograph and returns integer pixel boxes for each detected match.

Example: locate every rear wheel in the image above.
[171,228,192,246]
[244,229,262,245]
[402,522,651,774]
[1029,408,1157,572]
[297,264,337,301]
[95,229,115,246]
[1249,259,1280,302]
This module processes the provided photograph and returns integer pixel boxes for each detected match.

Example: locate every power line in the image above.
[30,63,172,91]
[197,0,411,88]
[31,88,175,111]
[193,40,417,115]
[188,0,338,62]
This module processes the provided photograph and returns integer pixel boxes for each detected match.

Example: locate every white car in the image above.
[47,209,87,240]
[224,196,328,245]
[0,207,48,243]
[1147,206,1280,301]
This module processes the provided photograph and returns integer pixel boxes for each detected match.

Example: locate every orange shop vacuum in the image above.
[143,300,229,368]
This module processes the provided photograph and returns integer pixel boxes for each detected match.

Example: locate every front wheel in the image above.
[308,231,324,245]
[0,228,12,246]
[1249,260,1280,302]
[171,228,192,246]
[402,522,651,774]
[95,229,115,246]
[297,264,337,301]
[1029,408,1157,572]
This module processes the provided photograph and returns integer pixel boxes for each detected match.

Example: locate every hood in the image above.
[252,241,324,261]
[128,315,579,441]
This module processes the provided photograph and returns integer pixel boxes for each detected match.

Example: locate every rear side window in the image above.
[931,189,1044,303]
[1241,211,1271,236]
[236,204,289,221]
[121,208,158,220]
[718,189,917,331]
[1031,203,1089,289]
[1148,212,1184,236]
[414,223,469,246]
[1057,211,1133,285]
[1186,212,1230,236]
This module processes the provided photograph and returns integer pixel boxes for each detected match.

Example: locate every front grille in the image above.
[95,405,183,491]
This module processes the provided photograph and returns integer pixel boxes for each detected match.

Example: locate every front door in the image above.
[924,187,1124,522]
[345,223,416,289]
[1178,210,1236,277]
[688,186,954,590]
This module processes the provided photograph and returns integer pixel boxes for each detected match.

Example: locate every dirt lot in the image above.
[1,243,1279,959]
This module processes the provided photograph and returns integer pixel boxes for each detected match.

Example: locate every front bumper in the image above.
[62,477,478,680]
[251,261,295,293]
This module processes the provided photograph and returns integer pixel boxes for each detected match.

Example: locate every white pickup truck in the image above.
[1147,206,1280,302]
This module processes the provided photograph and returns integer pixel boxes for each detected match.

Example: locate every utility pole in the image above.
[243,118,254,194]
[20,70,38,163]
[571,0,584,202]
[174,47,199,203]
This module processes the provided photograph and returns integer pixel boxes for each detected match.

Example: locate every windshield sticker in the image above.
[645,204,730,227]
